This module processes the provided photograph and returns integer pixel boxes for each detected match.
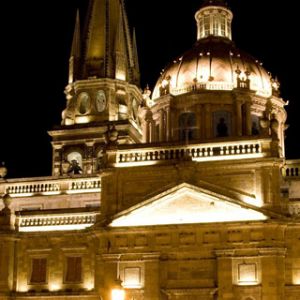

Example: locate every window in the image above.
[67,152,83,175]
[179,113,196,142]
[213,111,231,137]
[204,15,210,37]
[213,15,219,36]
[30,258,47,284]
[227,20,232,39]
[238,263,257,284]
[77,92,91,115]
[117,95,128,120]
[199,18,205,38]
[123,267,141,288]
[251,115,260,136]
[65,256,82,283]
[220,15,226,36]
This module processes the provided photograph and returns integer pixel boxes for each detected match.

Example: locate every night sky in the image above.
[0,0,299,178]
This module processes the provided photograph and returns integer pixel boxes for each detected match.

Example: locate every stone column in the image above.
[166,108,171,142]
[143,253,161,300]
[235,101,242,136]
[205,104,212,139]
[150,121,156,143]
[52,145,63,176]
[0,195,16,293]
[260,248,286,300]
[215,250,234,300]
[0,238,16,293]
[160,110,165,142]
[97,254,120,300]
[245,102,252,136]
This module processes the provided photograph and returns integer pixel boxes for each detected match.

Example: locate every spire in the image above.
[201,0,228,8]
[71,10,81,58]
[132,28,141,84]
[69,10,81,84]
[115,8,127,81]
[195,0,233,40]
[74,0,140,85]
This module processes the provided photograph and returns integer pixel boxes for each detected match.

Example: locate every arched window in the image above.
[213,111,231,137]
[179,113,196,142]
[67,152,83,174]
[77,92,91,115]
[251,115,260,136]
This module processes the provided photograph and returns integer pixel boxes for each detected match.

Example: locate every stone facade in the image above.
[1,1,300,300]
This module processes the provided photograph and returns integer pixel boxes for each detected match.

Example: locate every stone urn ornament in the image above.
[0,162,7,178]
[2,193,12,209]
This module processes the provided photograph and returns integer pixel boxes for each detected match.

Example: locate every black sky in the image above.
[0,0,299,178]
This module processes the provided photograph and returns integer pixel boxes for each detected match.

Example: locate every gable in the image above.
[110,184,268,227]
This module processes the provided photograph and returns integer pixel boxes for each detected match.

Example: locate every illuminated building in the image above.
[0,0,300,299]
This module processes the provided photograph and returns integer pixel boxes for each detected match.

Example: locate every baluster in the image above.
[220,146,224,155]
[258,143,262,153]
[247,144,251,153]
[230,146,235,155]
[241,145,246,154]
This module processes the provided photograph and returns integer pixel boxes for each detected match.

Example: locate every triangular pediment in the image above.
[110,183,269,227]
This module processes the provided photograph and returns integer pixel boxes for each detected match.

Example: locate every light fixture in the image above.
[111,278,125,300]
[111,255,125,300]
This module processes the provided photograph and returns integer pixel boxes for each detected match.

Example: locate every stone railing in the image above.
[283,160,300,178]
[108,139,270,167]
[17,211,99,232]
[170,82,234,95]
[6,183,60,195]
[68,179,101,193]
[1,177,101,198]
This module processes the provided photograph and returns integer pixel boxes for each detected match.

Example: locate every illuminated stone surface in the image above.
[0,1,300,300]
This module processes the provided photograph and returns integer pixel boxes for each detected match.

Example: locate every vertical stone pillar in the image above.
[97,254,120,300]
[150,121,156,143]
[143,253,160,300]
[0,196,16,294]
[260,248,286,300]
[235,101,242,136]
[261,164,282,210]
[215,250,234,300]
[160,110,165,142]
[245,102,252,136]
[145,121,150,143]
[166,108,171,142]
[141,120,149,143]
[205,104,212,139]
[0,238,16,293]
[52,145,63,176]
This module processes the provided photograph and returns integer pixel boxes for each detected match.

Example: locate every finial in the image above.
[0,162,7,179]
[201,0,228,8]
[2,194,12,209]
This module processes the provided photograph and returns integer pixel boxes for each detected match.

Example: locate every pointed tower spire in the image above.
[115,8,127,81]
[201,0,228,8]
[76,0,140,85]
[69,10,81,84]
[132,28,140,84]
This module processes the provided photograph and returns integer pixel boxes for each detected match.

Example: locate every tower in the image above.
[0,2,299,300]
[49,0,143,177]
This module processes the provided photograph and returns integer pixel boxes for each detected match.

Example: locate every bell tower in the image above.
[49,0,143,177]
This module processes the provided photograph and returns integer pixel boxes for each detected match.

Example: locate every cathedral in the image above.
[1,0,300,299]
